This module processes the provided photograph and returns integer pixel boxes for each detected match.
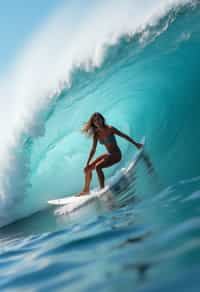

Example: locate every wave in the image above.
[0,0,199,227]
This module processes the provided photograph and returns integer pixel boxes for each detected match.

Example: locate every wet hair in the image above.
[81,112,106,137]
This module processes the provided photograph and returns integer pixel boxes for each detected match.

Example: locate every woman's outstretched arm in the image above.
[112,127,143,149]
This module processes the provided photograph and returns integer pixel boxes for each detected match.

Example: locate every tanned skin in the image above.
[80,114,143,195]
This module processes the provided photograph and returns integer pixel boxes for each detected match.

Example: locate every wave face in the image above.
[0,0,199,227]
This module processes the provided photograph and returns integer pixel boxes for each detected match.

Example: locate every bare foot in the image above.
[77,191,90,196]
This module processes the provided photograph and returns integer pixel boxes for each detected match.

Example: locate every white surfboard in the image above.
[48,136,145,211]
[48,194,95,206]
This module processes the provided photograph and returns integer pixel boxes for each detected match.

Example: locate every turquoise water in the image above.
[0,1,200,291]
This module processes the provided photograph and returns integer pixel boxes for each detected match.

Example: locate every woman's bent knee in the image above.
[95,165,100,172]
[86,164,96,173]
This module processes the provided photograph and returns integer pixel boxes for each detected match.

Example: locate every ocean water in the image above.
[0,0,200,291]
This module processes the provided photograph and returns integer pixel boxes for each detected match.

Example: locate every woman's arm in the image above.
[112,127,143,149]
[86,135,98,166]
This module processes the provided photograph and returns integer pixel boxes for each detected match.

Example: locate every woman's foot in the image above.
[78,190,90,196]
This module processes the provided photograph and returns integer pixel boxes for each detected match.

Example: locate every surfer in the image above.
[80,112,143,195]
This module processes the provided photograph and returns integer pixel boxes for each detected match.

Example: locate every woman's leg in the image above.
[81,168,92,194]
[96,165,105,189]
[80,154,109,195]
[95,152,121,189]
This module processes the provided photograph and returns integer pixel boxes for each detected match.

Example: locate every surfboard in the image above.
[48,136,145,211]
[48,194,94,206]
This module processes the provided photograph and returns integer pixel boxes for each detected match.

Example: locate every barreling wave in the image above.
[0,0,199,227]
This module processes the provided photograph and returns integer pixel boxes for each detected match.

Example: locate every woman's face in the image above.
[93,114,104,128]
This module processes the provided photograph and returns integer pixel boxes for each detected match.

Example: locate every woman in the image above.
[80,112,143,195]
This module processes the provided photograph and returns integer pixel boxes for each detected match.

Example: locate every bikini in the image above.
[99,134,116,145]
[99,134,121,156]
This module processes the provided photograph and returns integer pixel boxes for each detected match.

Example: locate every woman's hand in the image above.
[136,143,143,149]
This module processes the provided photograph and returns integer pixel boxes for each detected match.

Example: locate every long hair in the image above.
[81,112,106,137]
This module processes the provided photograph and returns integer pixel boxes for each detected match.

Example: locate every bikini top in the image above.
[99,134,116,145]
